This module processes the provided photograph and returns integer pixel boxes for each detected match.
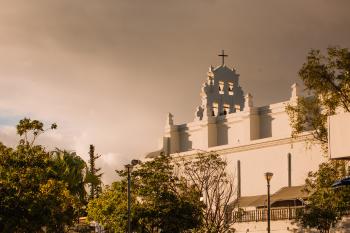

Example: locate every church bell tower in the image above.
[195,50,245,120]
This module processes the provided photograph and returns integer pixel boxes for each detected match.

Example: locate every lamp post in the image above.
[125,159,141,233]
[264,172,273,233]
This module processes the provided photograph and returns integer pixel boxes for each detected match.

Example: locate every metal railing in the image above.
[228,206,305,223]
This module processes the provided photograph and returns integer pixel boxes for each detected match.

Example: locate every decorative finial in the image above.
[218,50,228,66]
[290,83,301,100]
[165,113,174,127]
[194,106,204,121]
[244,93,253,109]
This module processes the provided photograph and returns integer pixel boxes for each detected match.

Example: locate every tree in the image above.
[129,153,203,233]
[296,161,350,233]
[87,153,203,233]
[286,47,350,152]
[86,144,102,200]
[286,47,350,232]
[0,118,79,232]
[177,152,235,233]
[16,118,57,146]
[87,181,132,233]
[51,149,88,216]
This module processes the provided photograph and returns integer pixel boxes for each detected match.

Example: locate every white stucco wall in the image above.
[167,95,298,155]
[158,64,325,196]
[222,137,324,196]
[174,135,324,196]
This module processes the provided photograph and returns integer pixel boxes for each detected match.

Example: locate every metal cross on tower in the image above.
[218,50,228,66]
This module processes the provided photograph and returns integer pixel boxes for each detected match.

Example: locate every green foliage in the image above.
[16,118,44,136]
[16,118,57,147]
[51,149,88,213]
[88,153,203,233]
[286,47,350,152]
[0,118,87,232]
[296,161,350,232]
[86,145,102,200]
[286,47,350,232]
[287,97,328,145]
[130,153,203,233]
[87,182,131,233]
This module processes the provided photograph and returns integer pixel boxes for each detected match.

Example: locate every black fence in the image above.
[229,206,305,223]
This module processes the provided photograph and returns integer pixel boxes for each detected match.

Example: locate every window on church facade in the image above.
[212,102,218,116]
[228,82,234,95]
[234,104,241,112]
[223,104,230,115]
[219,81,224,94]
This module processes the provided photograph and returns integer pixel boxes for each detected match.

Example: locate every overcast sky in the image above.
[1,0,350,183]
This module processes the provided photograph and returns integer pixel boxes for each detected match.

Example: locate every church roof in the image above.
[271,185,307,203]
[231,185,307,208]
[212,64,235,72]
[233,195,266,208]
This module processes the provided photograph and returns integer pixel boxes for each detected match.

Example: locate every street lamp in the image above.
[125,159,141,233]
[264,172,273,233]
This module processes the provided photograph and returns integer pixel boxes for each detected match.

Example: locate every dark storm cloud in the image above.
[0,0,350,182]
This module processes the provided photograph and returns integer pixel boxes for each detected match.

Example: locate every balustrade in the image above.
[229,206,304,223]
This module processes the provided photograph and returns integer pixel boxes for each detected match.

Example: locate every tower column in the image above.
[237,160,241,198]
[288,153,292,187]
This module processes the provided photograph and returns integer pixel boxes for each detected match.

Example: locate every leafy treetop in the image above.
[286,47,350,152]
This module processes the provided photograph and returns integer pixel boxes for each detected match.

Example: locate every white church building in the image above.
[145,52,340,232]
[148,52,324,195]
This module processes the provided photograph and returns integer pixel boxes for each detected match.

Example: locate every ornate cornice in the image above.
[172,133,314,159]
[214,134,312,156]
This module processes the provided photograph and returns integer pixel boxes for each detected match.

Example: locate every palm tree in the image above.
[51,149,88,212]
